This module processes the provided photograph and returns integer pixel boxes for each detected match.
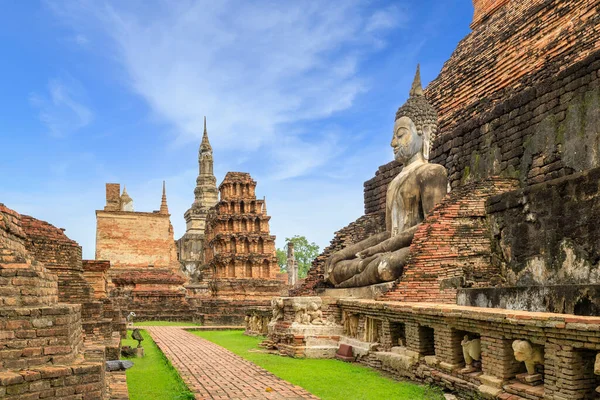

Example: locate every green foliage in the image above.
[132,321,202,327]
[276,235,320,278]
[123,330,194,400]
[192,330,438,400]
[276,248,287,270]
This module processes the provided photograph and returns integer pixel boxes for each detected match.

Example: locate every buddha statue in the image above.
[324,66,448,288]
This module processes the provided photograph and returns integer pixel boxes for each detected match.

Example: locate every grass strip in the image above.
[192,330,443,400]
[133,321,202,326]
[123,330,194,400]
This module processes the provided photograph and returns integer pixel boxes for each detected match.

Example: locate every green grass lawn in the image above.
[122,330,194,400]
[133,321,202,326]
[192,330,443,400]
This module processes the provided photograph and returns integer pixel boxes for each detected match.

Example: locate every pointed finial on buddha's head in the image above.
[409,64,424,97]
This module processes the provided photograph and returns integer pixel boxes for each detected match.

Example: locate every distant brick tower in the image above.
[178,117,219,278]
[204,172,278,281]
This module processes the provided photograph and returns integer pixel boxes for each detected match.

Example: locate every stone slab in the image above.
[322,282,395,299]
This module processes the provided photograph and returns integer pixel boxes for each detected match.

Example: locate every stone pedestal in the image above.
[267,296,343,358]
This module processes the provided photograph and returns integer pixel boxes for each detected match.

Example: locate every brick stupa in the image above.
[187,172,287,324]
[0,204,114,399]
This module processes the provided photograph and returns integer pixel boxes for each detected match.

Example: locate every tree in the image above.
[276,248,287,270]
[276,235,320,279]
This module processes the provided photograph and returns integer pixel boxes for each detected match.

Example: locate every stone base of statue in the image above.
[321,282,395,300]
[266,296,343,358]
[516,372,543,386]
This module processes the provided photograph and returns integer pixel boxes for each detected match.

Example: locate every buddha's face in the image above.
[391,116,422,164]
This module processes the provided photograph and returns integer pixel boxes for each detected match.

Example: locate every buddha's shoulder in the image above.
[415,162,447,178]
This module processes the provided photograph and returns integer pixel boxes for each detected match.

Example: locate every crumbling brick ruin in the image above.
[265,1,600,398]
[95,182,192,321]
[20,216,125,360]
[0,204,127,399]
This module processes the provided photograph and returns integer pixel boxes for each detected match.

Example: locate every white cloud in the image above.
[72,34,89,46]
[30,78,93,138]
[366,6,404,33]
[46,1,398,150]
[39,0,411,256]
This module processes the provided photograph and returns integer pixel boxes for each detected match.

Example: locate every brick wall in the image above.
[471,0,510,28]
[21,215,93,304]
[383,178,519,303]
[426,0,600,141]
[82,260,110,299]
[431,50,600,190]
[363,160,402,215]
[95,211,177,269]
[486,166,600,287]
[340,299,600,399]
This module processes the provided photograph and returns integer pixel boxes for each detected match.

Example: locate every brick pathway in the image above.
[141,326,319,400]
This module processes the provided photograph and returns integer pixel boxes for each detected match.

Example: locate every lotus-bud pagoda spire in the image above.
[159,180,169,214]
[177,117,219,279]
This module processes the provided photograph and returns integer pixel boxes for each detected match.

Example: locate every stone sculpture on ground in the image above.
[324,66,447,288]
[131,329,144,348]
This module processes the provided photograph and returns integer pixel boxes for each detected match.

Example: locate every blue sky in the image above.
[0,1,473,259]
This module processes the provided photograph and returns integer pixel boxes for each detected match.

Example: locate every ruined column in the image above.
[287,242,298,286]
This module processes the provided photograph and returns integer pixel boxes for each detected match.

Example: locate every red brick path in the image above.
[142,326,319,399]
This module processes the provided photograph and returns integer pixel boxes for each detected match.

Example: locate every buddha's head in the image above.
[393,65,438,161]
[391,116,422,164]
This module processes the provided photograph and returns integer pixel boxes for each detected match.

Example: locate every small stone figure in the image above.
[126,311,136,329]
[131,329,144,348]
[461,335,481,372]
[271,297,284,322]
[293,303,305,323]
[512,340,544,375]
[307,302,324,325]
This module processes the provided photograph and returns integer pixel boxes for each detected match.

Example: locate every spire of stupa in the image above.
[200,116,212,152]
[159,181,169,214]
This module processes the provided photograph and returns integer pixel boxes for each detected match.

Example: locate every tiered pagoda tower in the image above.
[204,172,279,280]
[178,117,219,278]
